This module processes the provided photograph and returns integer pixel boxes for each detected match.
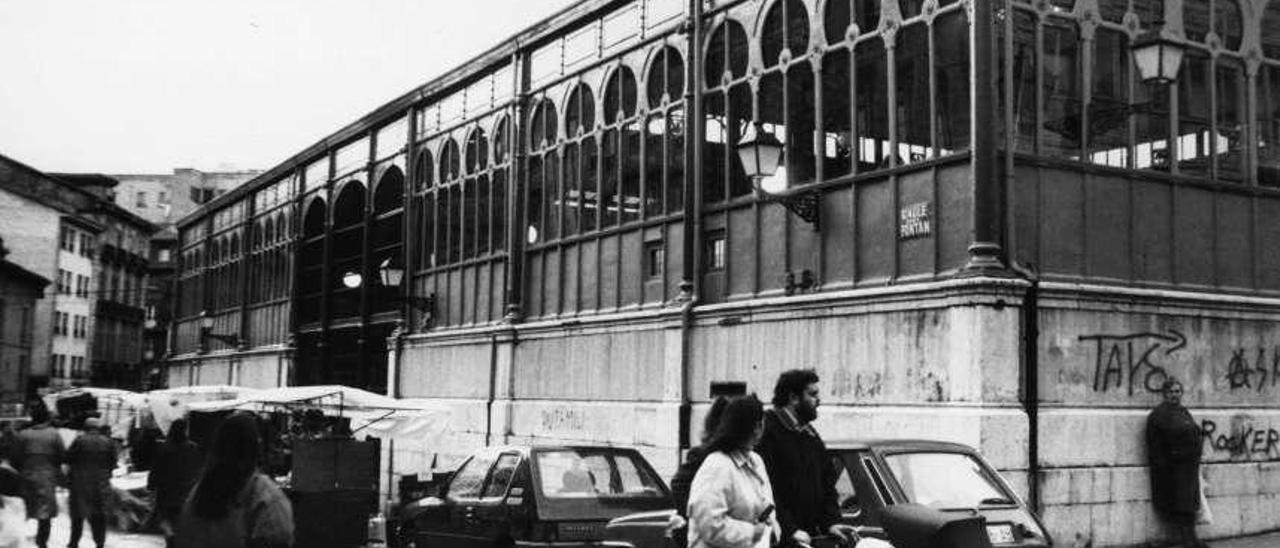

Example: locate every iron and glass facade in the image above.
[169,0,1280,544]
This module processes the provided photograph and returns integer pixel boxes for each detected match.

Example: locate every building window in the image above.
[136,191,147,208]
[57,270,71,294]
[705,231,726,271]
[60,228,76,252]
[79,234,93,258]
[645,241,665,279]
[158,191,169,204]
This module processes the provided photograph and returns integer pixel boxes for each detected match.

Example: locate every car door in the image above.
[420,453,497,548]
[840,450,898,527]
[468,452,522,543]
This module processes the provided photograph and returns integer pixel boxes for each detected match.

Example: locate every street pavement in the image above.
[1207,530,1280,548]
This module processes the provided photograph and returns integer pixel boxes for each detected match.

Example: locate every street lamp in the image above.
[377,258,436,322]
[1131,23,1185,87]
[199,310,242,350]
[735,121,821,229]
[342,271,364,289]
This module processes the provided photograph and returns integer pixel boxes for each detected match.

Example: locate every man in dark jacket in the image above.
[1146,379,1204,548]
[757,369,857,547]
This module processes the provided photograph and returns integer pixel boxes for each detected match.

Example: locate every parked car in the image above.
[603,439,1053,548]
[397,445,672,547]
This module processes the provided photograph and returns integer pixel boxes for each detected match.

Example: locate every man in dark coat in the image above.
[757,369,856,547]
[67,417,117,548]
[14,401,64,548]
[149,418,203,548]
[1147,379,1205,548]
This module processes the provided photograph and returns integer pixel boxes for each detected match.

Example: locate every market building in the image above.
[166,0,1280,545]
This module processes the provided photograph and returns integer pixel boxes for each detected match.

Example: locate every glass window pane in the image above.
[822,48,853,179]
[1176,51,1211,178]
[1041,20,1083,159]
[703,91,727,204]
[667,108,686,213]
[1214,59,1244,182]
[788,66,817,184]
[645,115,666,217]
[728,83,753,197]
[477,175,491,254]
[621,123,641,224]
[527,157,544,244]
[545,153,561,241]
[1259,66,1280,187]
[563,144,581,236]
[493,170,508,250]
[1215,0,1242,51]
[1087,28,1130,167]
[934,11,970,155]
[583,137,599,230]
[896,23,931,164]
[856,38,890,170]
[1184,0,1209,43]
[1009,9,1038,153]
[449,456,495,499]
[883,452,1010,510]
[603,130,621,227]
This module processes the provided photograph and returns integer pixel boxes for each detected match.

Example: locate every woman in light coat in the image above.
[687,394,780,548]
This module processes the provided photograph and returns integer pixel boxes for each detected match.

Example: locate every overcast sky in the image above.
[0,0,578,174]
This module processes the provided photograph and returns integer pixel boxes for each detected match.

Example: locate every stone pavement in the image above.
[1207,530,1280,548]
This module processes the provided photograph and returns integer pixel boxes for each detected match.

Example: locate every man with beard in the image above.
[757,369,858,547]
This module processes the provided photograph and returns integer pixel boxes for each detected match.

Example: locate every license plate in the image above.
[986,523,1015,544]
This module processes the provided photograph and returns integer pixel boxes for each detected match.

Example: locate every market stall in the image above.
[187,386,451,548]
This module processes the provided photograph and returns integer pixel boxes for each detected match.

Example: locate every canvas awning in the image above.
[186,385,451,445]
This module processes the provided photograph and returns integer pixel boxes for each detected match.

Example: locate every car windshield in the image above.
[883,452,1012,510]
[535,449,665,499]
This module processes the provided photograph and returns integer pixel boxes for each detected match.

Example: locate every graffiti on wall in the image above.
[1078,330,1187,395]
[540,407,586,433]
[1223,347,1280,392]
[1201,417,1280,460]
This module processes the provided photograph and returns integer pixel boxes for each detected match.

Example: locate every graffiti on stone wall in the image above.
[1200,417,1280,460]
[1078,330,1187,395]
[1223,346,1280,392]
[540,407,586,433]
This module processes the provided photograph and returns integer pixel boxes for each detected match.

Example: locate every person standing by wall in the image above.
[1146,379,1205,548]
[669,396,731,546]
[66,417,117,548]
[149,417,203,548]
[13,401,64,548]
[757,369,857,548]
[175,411,293,548]
[687,394,780,548]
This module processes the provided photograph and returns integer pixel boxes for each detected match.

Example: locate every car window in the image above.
[481,453,520,498]
[449,455,496,499]
[831,456,862,517]
[535,449,665,499]
[883,452,1011,510]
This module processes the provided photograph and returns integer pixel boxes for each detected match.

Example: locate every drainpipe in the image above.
[1009,261,1041,514]
[677,0,705,453]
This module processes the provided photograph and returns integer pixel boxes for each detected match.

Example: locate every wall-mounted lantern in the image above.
[1131,23,1185,86]
[199,310,242,350]
[735,121,821,229]
[378,258,436,323]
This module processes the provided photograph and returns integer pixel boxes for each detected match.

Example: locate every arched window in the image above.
[466,129,489,174]
[563,83,597,234]
[333,182,365,229]
[372,167,404,313]
[645,46,686,216]
[1185,0,1210,43]
[604,67,641,225]
[491,116,509,251]
[527,99,558,244]
[760,0,817,185]
[1214,0,1242,51]
[704,20,753,203]
[373,167,404,215]
[414,150,434,191]
[297,198,325,324]
[439,139,463,263]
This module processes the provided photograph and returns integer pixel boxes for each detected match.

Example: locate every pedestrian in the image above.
[1146,379,1205,548]
[175,411,293,548]
[669,396,731,546]
[757,369,857,548]
[13,400,64,548]
[149,417,203,548]
[687,394,780,548]
[66,417,117,548]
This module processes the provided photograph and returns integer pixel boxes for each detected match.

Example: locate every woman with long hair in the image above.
[175,411,293,548]
[669,397,732,546]
[687,394,780,548]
